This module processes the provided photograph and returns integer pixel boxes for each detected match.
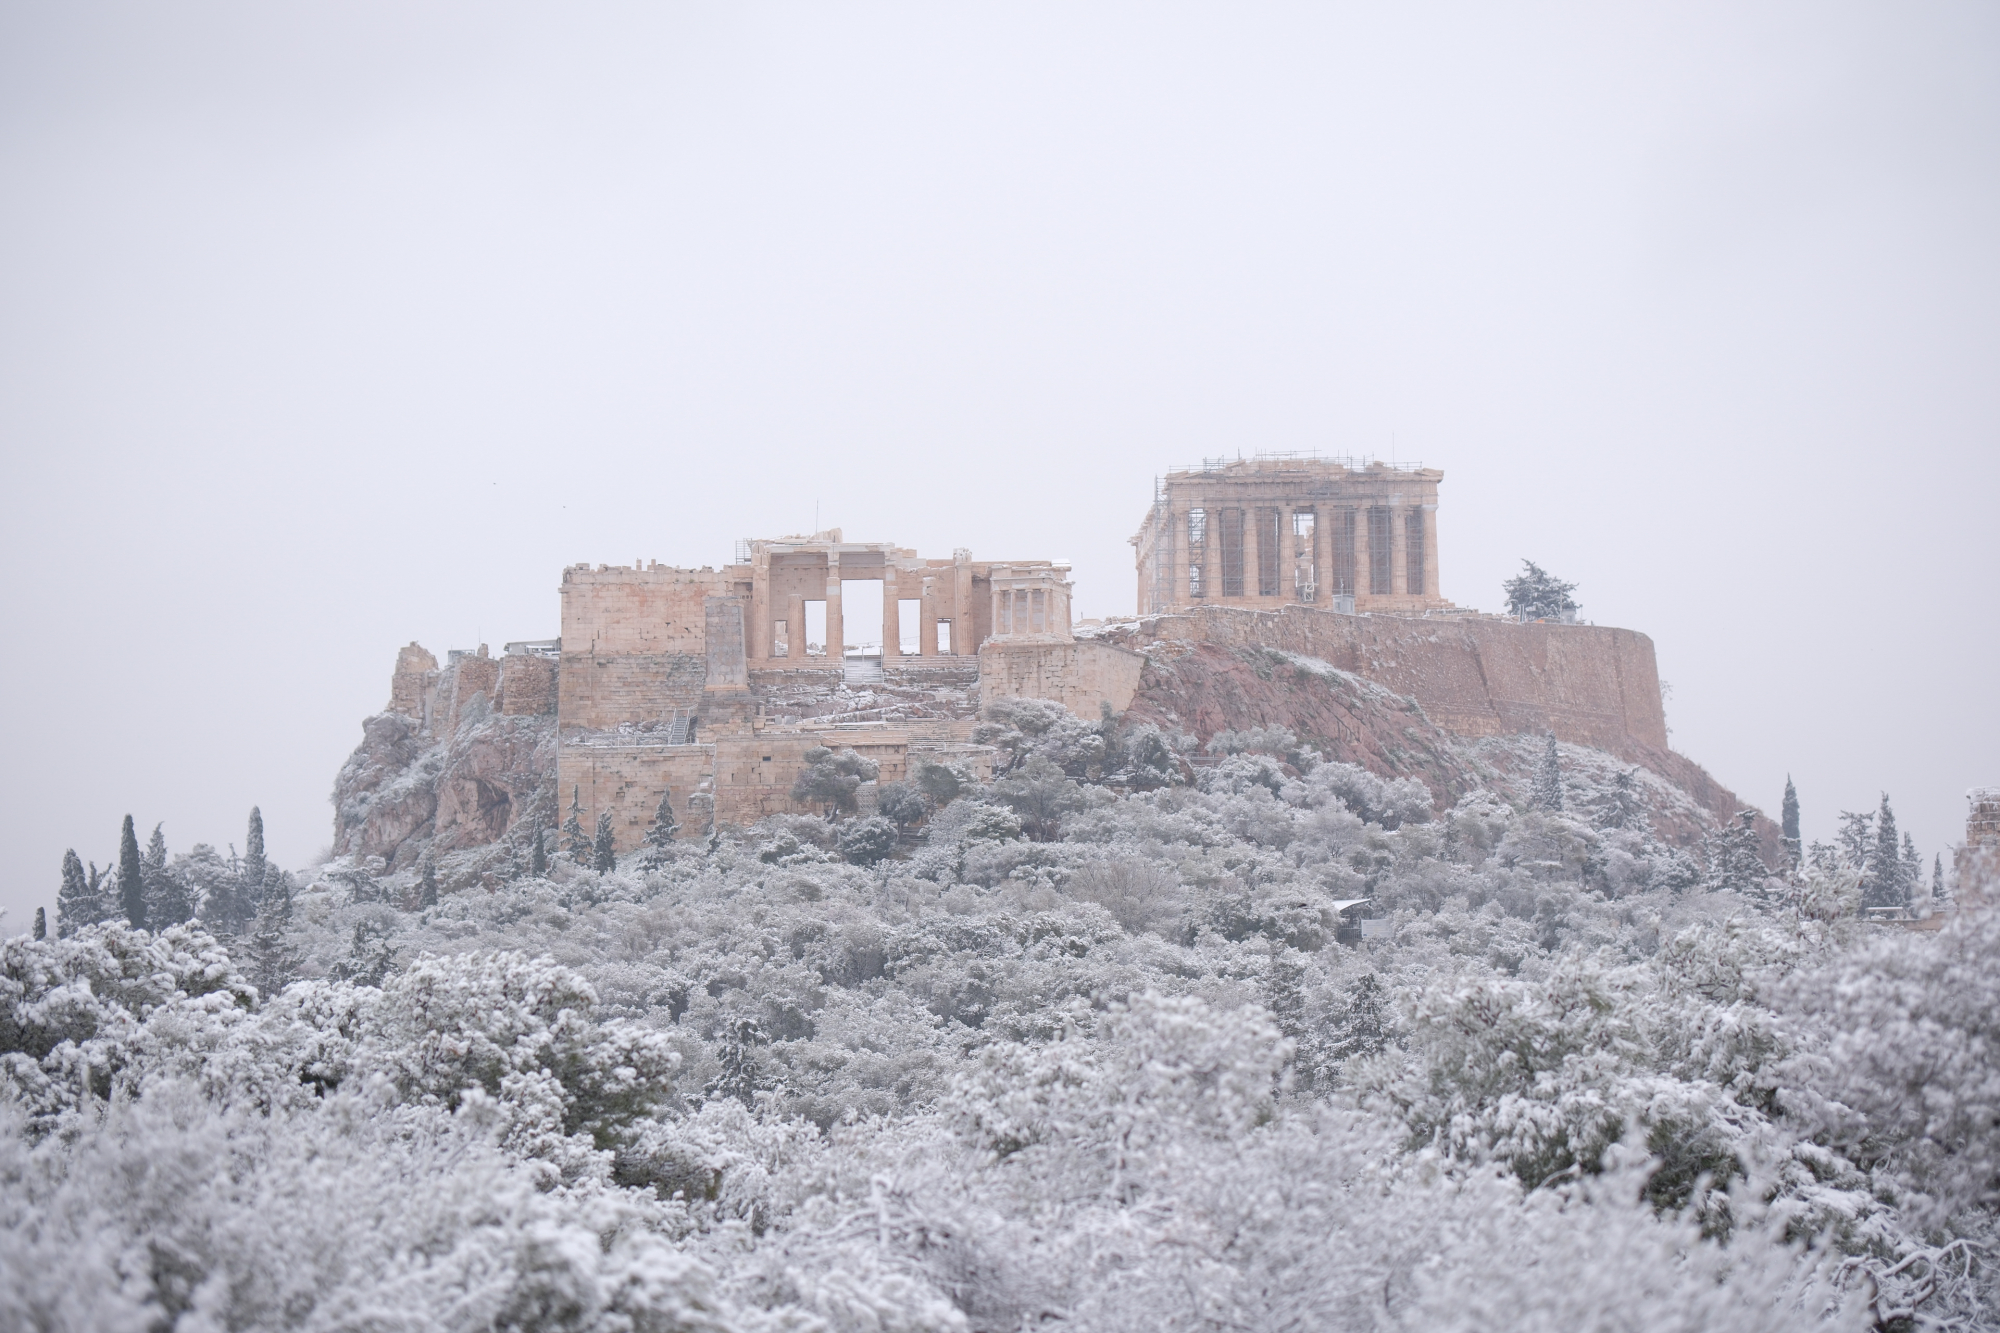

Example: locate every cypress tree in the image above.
[529,820,549,876]
[242,807,267,916]
[143,822,194,926]
[33,907,46,940]
[117,815,146,928]
[563,786,590,861]
[593,812,617,874]
[1780,777,1801,869]
[1934,854,1949,909]
[418,857,439,908]
[643,787,679,861]
[1532,733,1564,812]
[56,849,95,937]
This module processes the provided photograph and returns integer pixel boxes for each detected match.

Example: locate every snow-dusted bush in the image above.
[12,756,1993,1329]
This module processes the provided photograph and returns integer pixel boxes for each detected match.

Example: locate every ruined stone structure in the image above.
[342,463,1767,868]
[1956,787,2000,906]
[1133,455,1447,616]
[551,531,1142,852]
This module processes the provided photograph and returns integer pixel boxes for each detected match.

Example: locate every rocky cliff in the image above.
[1119,637,1777,854]
[333,649,558,871]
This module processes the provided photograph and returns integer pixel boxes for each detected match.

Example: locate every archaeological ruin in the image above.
[337,456,1773,866]
[1132,455,1447,615]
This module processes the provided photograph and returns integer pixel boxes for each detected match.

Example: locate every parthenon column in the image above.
[1243,508,1261,601]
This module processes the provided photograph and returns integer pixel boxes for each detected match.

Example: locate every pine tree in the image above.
[56,848,98,937]
[1863,794,1907,914]
[117,815,146,929]
[1902,832,1923,908]
[1708,810,1772,901]
[1780,776,1801,870]
[593,812,617,874]
[418,857,439,909]
[1532,733,1564,812]
[643,788,679,862]
[529,819,549,876]
[1502,561,1580,621]
[32,907,45,940]
[563,786,590,861]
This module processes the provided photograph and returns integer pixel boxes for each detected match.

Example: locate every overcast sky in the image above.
[2,2,1994,929]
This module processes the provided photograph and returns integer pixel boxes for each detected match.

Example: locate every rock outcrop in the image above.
[333,648,559,869]
[1121,638,1777,854]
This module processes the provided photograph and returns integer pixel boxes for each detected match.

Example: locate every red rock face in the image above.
[430,714,559,854]
[1121,640,1779,854]
[1124,642,1476,805]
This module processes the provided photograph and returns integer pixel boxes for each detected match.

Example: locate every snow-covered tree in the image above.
[789,746,878,819]
[242,806,267,903]
[1864,794,1910,914]
[643,787,679,860]
[561,785,589,861]
[1781,775,1801,869]
[528,817,548,876]
[1532,732,1564,812]
[1706,809,1772,901]
[55,848,100,938]
[1502,559,1580,620]
[116,815,146,929]
[593,812,617,873]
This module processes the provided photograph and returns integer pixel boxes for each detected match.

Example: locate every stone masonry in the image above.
[352,461,1715,860]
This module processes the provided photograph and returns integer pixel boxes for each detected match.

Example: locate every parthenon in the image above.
[1132,455,1447,615]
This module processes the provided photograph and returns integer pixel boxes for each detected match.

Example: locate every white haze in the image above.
[0,1,1994,924]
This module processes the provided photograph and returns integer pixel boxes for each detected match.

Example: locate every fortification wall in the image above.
[556,742,716,851]
[557,654,709,733]
[977,640,1147,720]
[559,563,722,655]
[498,653,558,716]
[1101,606,1667,754]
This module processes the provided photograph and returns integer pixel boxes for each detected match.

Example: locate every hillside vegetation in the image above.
[4,708,1990,1332]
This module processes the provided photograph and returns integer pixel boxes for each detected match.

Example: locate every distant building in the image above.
[1132,455,1448,616]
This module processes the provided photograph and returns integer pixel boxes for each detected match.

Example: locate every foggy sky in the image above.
[2,2,1995,929]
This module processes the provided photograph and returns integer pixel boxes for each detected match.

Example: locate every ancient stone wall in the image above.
[559,563,721,655]
[441,651,501,734]
[388,642,438,721]
[977,639,1147,720]
[1102,605,1667,754]
[498,653,558,716]
[556,742,716,851]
